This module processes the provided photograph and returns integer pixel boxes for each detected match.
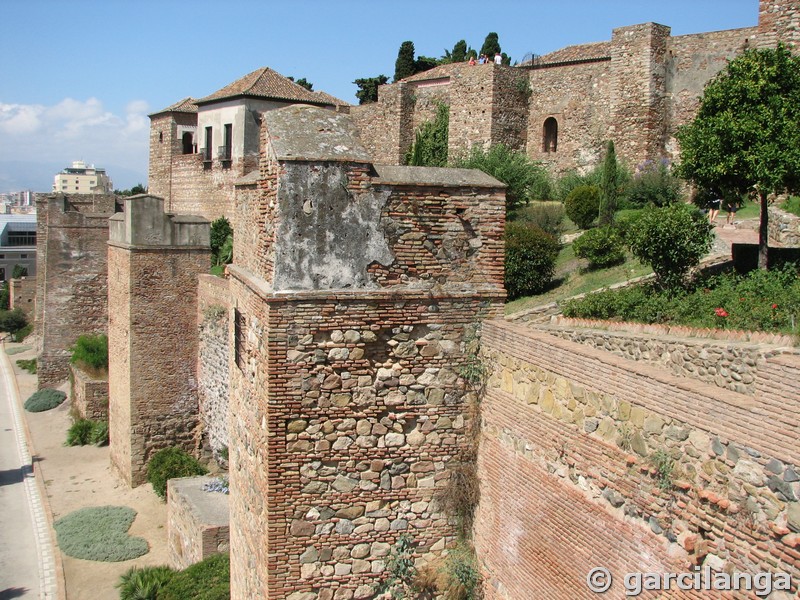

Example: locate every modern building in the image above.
[0,213,37,281]
[53,161,113,194]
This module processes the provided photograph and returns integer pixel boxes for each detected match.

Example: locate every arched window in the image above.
[543,117,558,153]
[158,131,163,143]
[182,131,194,155]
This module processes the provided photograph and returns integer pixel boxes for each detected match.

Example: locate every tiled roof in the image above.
[311,90,349,107]
[196,67,339,106]
[149,97,197,117]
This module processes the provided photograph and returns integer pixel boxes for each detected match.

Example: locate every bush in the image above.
[159,553,230,600]
[116,565,175,600]
[405,102,449,167]
[90,421,109,446]
[613,210,644,245]
[572,227,626,269]
[53,506,149,562]
[71,334,108,372]
[210,217,233,266]
[626,159,682,208]
[456,144,551,214]
[627,203,713,290]
[16,358,36,374]
[0,309,27,334]
[24,389,66,412]
[504,222,560,300]
[147,447,208,500]
[66,419,95,446]
[513,202,565,238]
[13,323,33,342]
[564,185,601,229]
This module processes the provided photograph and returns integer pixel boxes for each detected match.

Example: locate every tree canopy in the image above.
[676,44,800,268]
[394,41,417,82]
[480,32,501,58]
[353,75,389,104]
[287,76,313,91]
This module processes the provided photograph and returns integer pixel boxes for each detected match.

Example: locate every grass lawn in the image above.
[505,247,652,315]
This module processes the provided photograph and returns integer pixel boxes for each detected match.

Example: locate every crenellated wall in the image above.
[475,319,800,598]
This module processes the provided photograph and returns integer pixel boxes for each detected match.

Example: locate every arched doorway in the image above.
[543,117,558,153]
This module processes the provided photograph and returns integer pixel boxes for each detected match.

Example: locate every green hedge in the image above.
[572,227,626,269]
[147,447,208,500]
[24,389,66,412]
[53,506,148,562]
[504,222,560,300]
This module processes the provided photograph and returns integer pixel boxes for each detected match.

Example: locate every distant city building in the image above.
[0,213,36,281]
[53,161,113,194]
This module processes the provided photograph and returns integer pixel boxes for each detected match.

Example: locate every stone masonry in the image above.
[9,276,35,318]
[227,104,505,599]
[108,195,210,486]
[35,193,117,387]
[351,0,798,175]
[476,319,800,598]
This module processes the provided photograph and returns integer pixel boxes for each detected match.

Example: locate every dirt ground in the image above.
[10,342,170,600]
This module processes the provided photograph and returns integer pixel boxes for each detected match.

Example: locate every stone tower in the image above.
[108,195,210,486]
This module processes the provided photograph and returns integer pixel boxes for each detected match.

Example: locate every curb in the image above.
[1,343,67,600]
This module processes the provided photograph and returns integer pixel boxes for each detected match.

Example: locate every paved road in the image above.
[0,347,55,599]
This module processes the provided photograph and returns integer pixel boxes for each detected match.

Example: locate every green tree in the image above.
[457,144,550,215]
[353,75,389,104]
[287,76,313,91]
[114,183,147,196]
[598,140,618,226]
[676,44,800,269]
[210,217,233,266]
[451,40,468,63]
[405,103,449,167]
[414,55,439,73]
[627,203,713,290]
[394,41,417,82]
[11,265,27,278]
[480,32,501,58]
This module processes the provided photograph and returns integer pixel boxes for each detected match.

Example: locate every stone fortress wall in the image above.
[475,319,800,598]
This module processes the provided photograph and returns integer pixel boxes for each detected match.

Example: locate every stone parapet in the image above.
[167,476,230,570]
[769,205,800,247]
[70,364,108,420]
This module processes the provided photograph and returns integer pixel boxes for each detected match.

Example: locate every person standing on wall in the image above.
[494,53,502,65]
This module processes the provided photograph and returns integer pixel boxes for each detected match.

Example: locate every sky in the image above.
[0,0,759,192]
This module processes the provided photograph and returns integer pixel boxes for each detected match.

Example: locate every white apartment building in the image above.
[53,161,113,193]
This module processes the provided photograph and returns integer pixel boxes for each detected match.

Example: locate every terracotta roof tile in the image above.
[197,67,340,106]
[149,97,197,117]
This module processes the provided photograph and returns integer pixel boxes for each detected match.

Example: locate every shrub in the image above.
[159,553,230,600]
[0,309,27,334]
[504,222,560,300]
[66,419,95,446]
[70,334,108,372]
[627,203,713,290]
[116,565,175,600]
[613,209,644,245]
[147,447,208,500]
[0,283,8,310]
[24,389,66,412]
[16,358,36,374]
[210,217,233,266]
[456,144,551,214]
[405,102,449,167]
[13,323,33,342]
[89,421,109,446]
[53,506,149,562]
[513,202,565,238]
[572,227,626,269]
[564,185,601,229]
[626,159,682,208]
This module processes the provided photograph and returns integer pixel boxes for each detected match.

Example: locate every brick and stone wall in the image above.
[475,319,800,598]
[769,205,800,247]
[168,476,230,570]
[9,276,35,318]
[228,105,506,599]
[538,320,794,395]
[197,274,231,458]
[108,196,210,486]
[35,193,117,387]
[70,364,108,420]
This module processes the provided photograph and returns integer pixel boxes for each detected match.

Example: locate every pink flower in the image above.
[714,307,729,318]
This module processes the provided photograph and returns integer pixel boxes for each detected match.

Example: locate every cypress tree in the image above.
[480,32,501,58]
[599,140,618,226]
[394,41,416,82]
[451,40,468,62]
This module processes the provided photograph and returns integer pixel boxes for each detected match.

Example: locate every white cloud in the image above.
[0,97,150,186]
